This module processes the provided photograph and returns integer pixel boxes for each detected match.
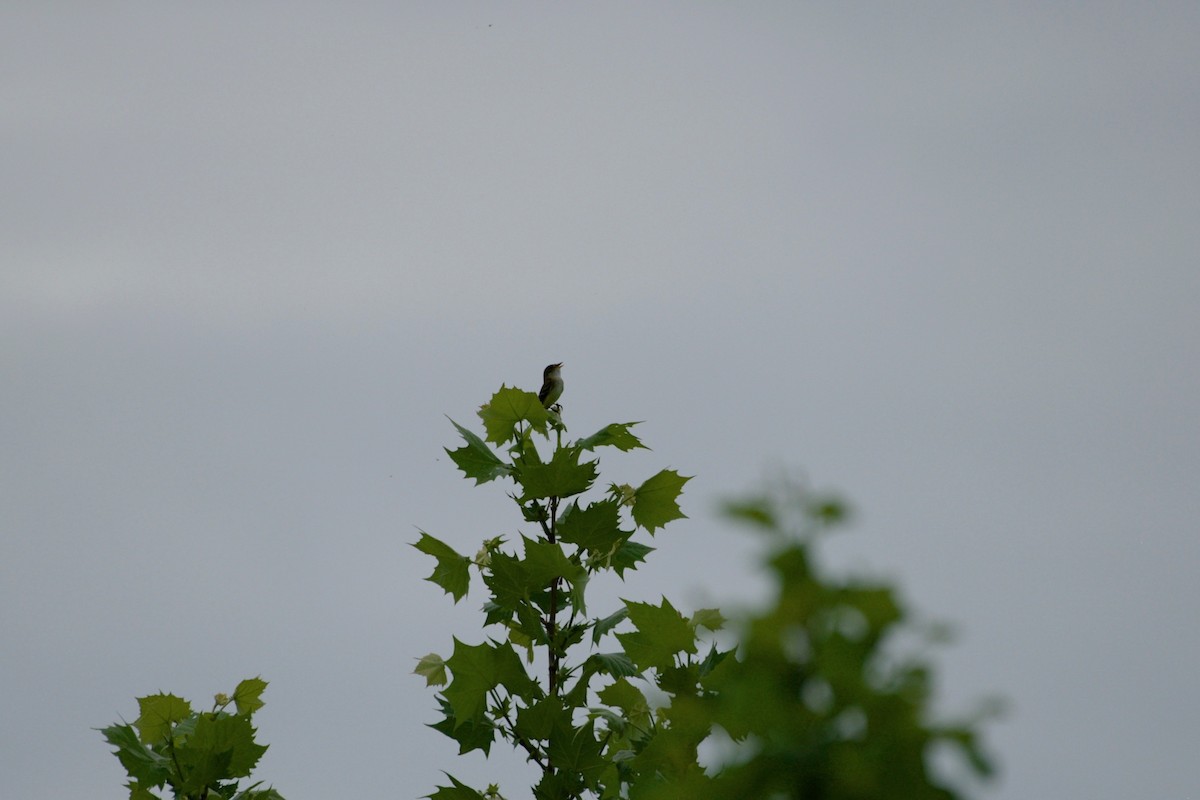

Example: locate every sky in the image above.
[3,3,1198,798]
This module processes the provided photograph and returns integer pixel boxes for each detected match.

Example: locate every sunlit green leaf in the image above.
[631,470,691,533]
[576,422,648,452]
[99,722,170,786]
[134,693,191,744]
[478,385,549,444]
[232,677,267,716]
[610,540,653,578]
[413,532,471,603]
[445,419,512,486]
[414,653,448,686]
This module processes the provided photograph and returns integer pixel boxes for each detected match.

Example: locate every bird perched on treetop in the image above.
[539,363,564,409]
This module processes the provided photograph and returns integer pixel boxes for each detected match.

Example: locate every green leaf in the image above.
[631,470,691,533]
[697,643,733,678]
[127,782,162,800]
[597,678,652,734]
[517,446,598,501]
[233,787,286,800]
[689,608,726,632]
[569,570,589,619]
[610,540,654,578]
[414,653,448,686]
[576,422,648,452]
[591,607,629,645]
[616,598,697,671]
[546,719,607,782]
[478,385,550,444]
[557,499,627,555]
[178,713,266,788]
[482,550,531,613]
[428,697,496,756]
[585,652,638,678]
[522,536,587,589]
[443,639,538,726]
[413,532,471,603]
[491,639,540,701]
[133,693,192,744]
[232,677,267,716]
[99,723,171,786]
[426,773,486,800]
[445,418,511,484]
[443,639,499,724]
[514,696,567,741]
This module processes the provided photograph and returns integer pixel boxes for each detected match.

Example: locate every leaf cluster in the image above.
[418,387,714,799]
[417,386,997,800]
[100,678,283,800]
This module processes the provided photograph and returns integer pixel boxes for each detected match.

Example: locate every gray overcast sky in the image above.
[3,3,1198,798]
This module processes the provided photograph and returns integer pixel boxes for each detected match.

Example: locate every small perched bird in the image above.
[538,362,564,408]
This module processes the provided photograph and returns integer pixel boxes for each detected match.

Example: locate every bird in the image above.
[538,362,564,409]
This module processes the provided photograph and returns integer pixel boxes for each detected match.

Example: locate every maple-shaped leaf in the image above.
[99,722,171,786]
[584,652,637,678]
[413,532,471,603]
[414,653,448,686]
[477,385,549,444]
[575,422,648,452]
[445,419,511,485]
[127,782,160,800]
[630,469,691,533]
[697,643,733,678]
[514,696,568,741]
[557,499,627,555]
[516,446,598,501]
[689,608,726,633]
[236,788,285,800]
[428,697,496,756]
[232,677,267,716]
[616,597,697,671]
[134,693,192,744]
[610,540,654,578]
[546,718,607,782]
[176,713,265,790]
[482,550,533,613]
[426,773,486,800]
[597,678,652,734]
[534,769,586,800]
[591,607,629,645]
[521,536,587,589]
[444,639,537,726]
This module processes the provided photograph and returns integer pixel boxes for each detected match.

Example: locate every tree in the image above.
[100,678,284,800]
[414,387,995,799]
